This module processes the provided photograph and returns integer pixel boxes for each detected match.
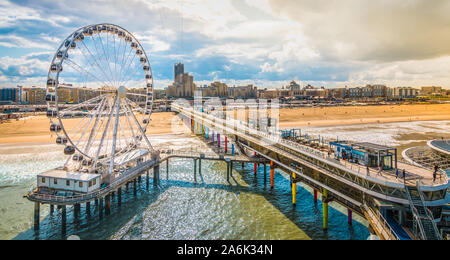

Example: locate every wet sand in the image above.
[0,103,449,145]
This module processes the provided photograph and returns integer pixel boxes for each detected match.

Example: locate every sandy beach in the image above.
[0,103,449,145]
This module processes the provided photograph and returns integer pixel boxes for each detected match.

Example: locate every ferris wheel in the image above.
[46,23,154,176]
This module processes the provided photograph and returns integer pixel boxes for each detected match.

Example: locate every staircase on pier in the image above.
[405,185,442,240]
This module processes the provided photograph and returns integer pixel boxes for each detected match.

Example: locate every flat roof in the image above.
[38,169,100,182]
[428,140,450,155]
[330,141,396,153]
[352,142,396,152]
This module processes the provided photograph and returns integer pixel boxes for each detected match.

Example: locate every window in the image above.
[93,179,96,186]
[79,182,83,188]
[66,180,70,186]
[42,177,45,183]
[54,179,57,185]
[88,181,92,187]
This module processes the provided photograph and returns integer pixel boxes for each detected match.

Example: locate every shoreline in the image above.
[279,115,450,128]
[1,103,449,145]
[0,116,448,146]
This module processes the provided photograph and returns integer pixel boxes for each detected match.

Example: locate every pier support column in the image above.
[225,137,228,153]
[118,187,122,207]
[323,189,329,230]
[166,159,169,178]
[199,159,202,175]
[154,165,160,187]
[138,175,141,184]
[194,159,197,182]
[314,189,318,204]
[218,134,221,148]
[133,179,137,196]
[253,152,257,176]
[50,204,54,215]
[270,161,275,189]
[99,198,103,220]
[226,160,230,182]
[126,182,129,192]
[61,206,67,235]
[230,161,233,178]
[348,209,353,225]
[292,173,297,207]
[86,202,91,217]
[34,202,40,231]
[264,163,267,185]
[105,195,111,216]
[74,203,80,218]
[95,199,98,208]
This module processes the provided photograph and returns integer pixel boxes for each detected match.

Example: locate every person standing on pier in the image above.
[433,165,438,183]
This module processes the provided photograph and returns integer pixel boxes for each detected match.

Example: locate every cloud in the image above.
[1,0,450,88]
[268,0,450,63]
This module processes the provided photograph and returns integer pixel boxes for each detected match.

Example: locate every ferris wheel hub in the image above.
[117,86,127,98]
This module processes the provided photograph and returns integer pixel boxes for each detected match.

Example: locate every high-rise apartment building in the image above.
[174,62,184,82]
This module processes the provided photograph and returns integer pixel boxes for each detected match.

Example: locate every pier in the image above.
[171,102,449,240]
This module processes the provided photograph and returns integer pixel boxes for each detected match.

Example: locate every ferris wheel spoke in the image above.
[106,32,117,86]
[122,101,138,144]
[124,99,153,150]
[96,33,116,87]
[112,33,119,86]
[120,65,144,88]
[66,97,106,147]
[60,94,107,113]
[84,35,117,87]
[79,41,116,87]
[117,49,136,86]
[118,53,139,87]
[91,97,117,172]
[64,58,112,88]
[91,33,116,87]
[83,97,108,155]
[125,98,146,113]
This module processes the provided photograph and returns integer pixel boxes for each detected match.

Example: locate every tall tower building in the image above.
[174,62,184,82]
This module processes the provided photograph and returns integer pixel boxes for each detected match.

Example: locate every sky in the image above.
[1,0,450,89]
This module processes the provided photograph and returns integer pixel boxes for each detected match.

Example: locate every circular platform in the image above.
[428,140,450,156]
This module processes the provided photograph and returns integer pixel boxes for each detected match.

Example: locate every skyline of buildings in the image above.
[1,62,450,104]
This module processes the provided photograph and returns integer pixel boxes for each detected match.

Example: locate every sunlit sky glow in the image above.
[1,0,450,89]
